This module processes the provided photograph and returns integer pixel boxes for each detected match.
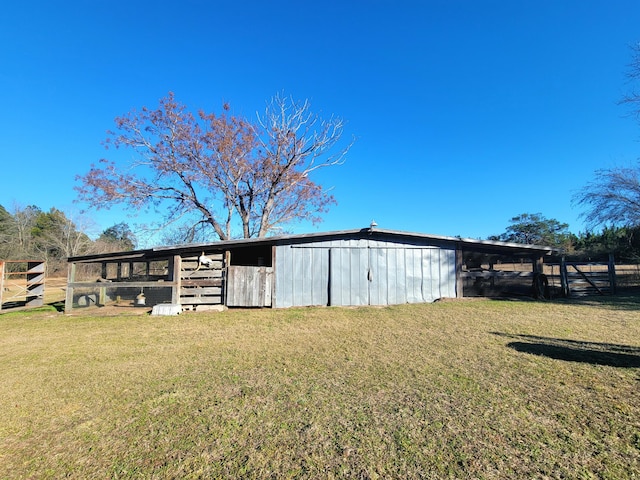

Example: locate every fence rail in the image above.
[0,260,46,312]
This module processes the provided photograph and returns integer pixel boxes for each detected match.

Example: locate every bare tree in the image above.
[30,208,94,274]
[620,42,640,120]
[574,165,640,228]
[574,43,640,229]
[75,93,352,241]
[251,94,350,237]
[7,204,40,258]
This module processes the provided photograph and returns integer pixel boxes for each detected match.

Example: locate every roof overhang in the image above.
[68,228,558,263]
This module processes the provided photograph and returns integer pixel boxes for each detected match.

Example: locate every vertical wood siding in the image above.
[227,266,273,307]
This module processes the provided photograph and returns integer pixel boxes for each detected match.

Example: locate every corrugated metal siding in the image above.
[330,243,369,306]
[274,239,456,308]
[274,241,331,308]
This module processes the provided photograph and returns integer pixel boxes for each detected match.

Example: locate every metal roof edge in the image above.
[68,227,558,262]
[152,227,558,253]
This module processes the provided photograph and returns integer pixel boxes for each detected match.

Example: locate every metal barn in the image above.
[272,234,456,307]
[65,228,556,312]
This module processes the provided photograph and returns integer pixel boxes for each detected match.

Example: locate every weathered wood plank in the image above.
[181,269,223,280]
[181,261,224,270]
[180,296,222,305]
[68,281,178,288]
[180,287,222,296]
[181,278,223,287]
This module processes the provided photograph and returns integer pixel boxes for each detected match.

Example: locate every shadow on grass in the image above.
[0,299,64,315]
[488,288,640,310]
[553,290,640,311]
[491,290,640,311]
[492,333,640,368]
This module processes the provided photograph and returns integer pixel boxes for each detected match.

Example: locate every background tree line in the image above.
[493,212,640,262]
[2,202,639,278]
[0,204,135,274]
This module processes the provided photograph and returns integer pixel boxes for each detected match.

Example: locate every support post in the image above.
[170,255,181,304]
[608,253,617,295]
[0,261,4,312]
[224,250,232,306]
[65,262,76,313]
[533,255,544,274]
[455,247,464,298]
[560,256,569,297]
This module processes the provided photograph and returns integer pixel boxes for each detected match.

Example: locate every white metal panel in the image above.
[393,247,407,304]
[295,247,311,306]
[275,239,457,308]
[425,248,439,302]
[330,246,368,306]
[274,245,292,307]
[274,245,329,308]
[440,248,457,298]
[369,247,388,305]
[315,248,330,305]
[405,248,423,303]
[328,247,343,306]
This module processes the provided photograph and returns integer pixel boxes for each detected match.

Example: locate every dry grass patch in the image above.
[1,296,639,479]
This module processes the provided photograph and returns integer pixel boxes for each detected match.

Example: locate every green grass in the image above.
[1,296,639,479]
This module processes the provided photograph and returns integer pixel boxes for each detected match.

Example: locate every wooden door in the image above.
[226,266,273,307]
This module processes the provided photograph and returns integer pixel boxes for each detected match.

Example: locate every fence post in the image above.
[65,262,76,314]
[608,253,617,295]
[560,256,569,297]
[0,261,4,311]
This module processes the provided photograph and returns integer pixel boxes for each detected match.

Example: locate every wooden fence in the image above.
[0,260,45,312]
[462,254,638,299]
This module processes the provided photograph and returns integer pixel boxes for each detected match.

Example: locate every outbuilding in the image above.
[65,227,556,312]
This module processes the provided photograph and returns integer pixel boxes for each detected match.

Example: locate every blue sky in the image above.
[2,1,639,245]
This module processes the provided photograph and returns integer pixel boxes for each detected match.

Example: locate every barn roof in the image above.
[68,227,558,263]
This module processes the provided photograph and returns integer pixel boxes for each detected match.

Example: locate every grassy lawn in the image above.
[1,296,639,479]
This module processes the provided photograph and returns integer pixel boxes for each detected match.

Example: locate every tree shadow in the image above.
[550,290,640,312]
[492,333,640,368]
[490,290,640,311]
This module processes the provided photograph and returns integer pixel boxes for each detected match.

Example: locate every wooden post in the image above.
[608,253,617,295]
[98,286,107,306]
[560,256,569,297]
[170,255,181,304]
[0,261,5,312]
[455,247,464,298]
[533,255,543,274]
[224,250,231,306]
[65,262,76,313]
